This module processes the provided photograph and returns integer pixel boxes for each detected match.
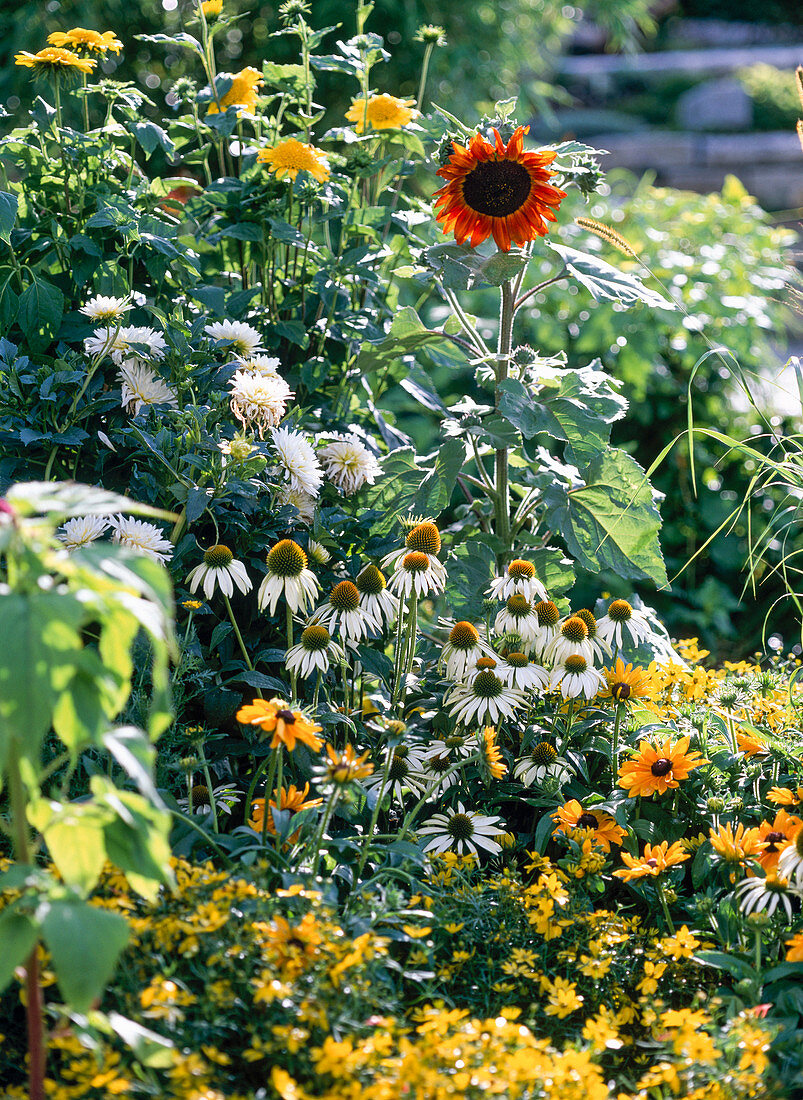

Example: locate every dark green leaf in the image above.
[0,908,38,994]
[549,243,675,309]
[0,190,19,245]
[42,899,130,1011]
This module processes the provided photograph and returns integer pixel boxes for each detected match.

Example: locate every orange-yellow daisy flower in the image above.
[480,725,507,780]
[617,735,705,798]
[599,659,656,706]
[768,785,803,807]
[735,729,768,756]
[755,809,802,874]
[236,697,322,752]
[256,138,330,183]
[207,66,262,115]
[433,125,566,252]
[709,822,766,864]
[249,783,323,838]
[786,932,803,962]
[320,743,374,785]
[345,93,419,133]
[613,840,689,881]
[15,46,96,75]
[47,28,123,55]
[551,799,626,852]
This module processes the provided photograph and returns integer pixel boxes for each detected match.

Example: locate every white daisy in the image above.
[445,669,525,728]
[386,551,445,600]
[237,353,282,375]
[543,616,596,668]
[318,434,382,496]
[530,599,561,660]
[57,514,109,551]
[494,594,541,648]
[110,515,173,564]
[549,654,605,701]
[363,744,430,802]
[272,426,324,497]
[418,801,505,857]
[205,319,263,359]
[119,361,178,416]
[439,620,493,682]
[311,580,374,644]
[355,563,398,631]
[285,623,344,679]
[277,485,317,524]
[596,599,654,649]
[513,741,572,786]
[257,539,320,616]
[186,544,252,600]
[778,830,803,890]
[79,294,132,323]
[307,539,331,567]
[488,558,548,603]
[733,874,794,920]
[228,370,293,436]
[85,325,167,365]
[499,651,550,693]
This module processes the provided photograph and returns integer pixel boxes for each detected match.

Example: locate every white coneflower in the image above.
[355,563,398,631]
[307,539,331,567]
[237,353,282,375]
[110,516,173,563]
[387,551,445,600]
[363,744,429,802]
[205,319,263,359]
[318,434,382,496]
[285,623,344,679]
[494,594,541,648]
[85,325,167,365]
[382,521,446,589]
[734,874,793,920]
[277,485,316,524]
[119,361,178,416]
[573,608,612,663]
[513,741,571,786]
[258,539,320,616]
[488,558,548,603]
[543,616,596,667]
[79,294,132,323]
[500,651,550,693]
[549,654,605,701]
[418,801,505,858]
[272,426,324,497]
[531,600,561,659]
[445,669,525,728]
[186,544,252,599]
[57,514,109,550]
[440,620,493,681]
[313,580,374,644]
[228,370,293,436]
[422,734,473,791]
[596,599,653,649]
[778,828,803,890]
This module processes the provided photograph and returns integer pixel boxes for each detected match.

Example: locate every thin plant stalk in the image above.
[308,788,340,876]
[494,280,515,564]
[286,603,297,699]
[656,878,675,935]
[222,594,262,698]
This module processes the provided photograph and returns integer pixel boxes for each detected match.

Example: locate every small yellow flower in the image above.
[257,138,330,183]
[207,66,262,115]
[15,46,96,76]
[202,0,224,15]
[47,28,123,55]
[345,93,420,133]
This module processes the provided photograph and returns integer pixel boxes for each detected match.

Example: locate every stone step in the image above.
[559,43,803,80]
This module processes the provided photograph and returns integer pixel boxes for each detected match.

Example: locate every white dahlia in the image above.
[318,434,381,496]
[119,361,178,416]
[272,426,323,497]
[205,319,263,359]
[110,516,173,563]
[228,370,293,436]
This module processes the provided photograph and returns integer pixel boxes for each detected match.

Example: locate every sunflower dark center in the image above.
[461,158,532,217]
[650,758,672,776]
[576,813,598,829]
[276,709,296,723]
[765,831,785,850]
[612,683,631,702]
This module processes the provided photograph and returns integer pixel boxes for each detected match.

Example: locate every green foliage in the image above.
[738,64,803,132]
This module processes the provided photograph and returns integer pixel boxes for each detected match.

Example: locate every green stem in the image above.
[260,749,280,847]
[416,43,435,112]
[396,594,418,715]
[612,701,624,780]
[396,753,480,845]
[309,788,340,876]
[170,809,234,867]
[494,280,514,565]
[196,743,219,834]
[223,594,261,695]
[754,929,762,973]
[355,746,396,881]
[313,669,322,711]
[656,878,675,934]
[244,752,275,833]
[286,603,297,700]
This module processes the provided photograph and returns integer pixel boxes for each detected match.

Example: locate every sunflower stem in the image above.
[754,928,762,973]
[416,43,435,112]
[493,280,514,566]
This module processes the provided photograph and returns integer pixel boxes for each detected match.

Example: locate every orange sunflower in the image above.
[249,782,323,839]
[433,125,566,252]
[617,735,705,798]
[551,799,626,852]
[613,840,689,881]
[755,809,802,874]
[236,697,323,752]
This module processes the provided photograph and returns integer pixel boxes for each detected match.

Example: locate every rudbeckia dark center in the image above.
[765,831,785,850]
[576,813,598,829]
[651,758,672,776]
[461,159,532,217]
[612,683,631,701]
[276,709,296,723]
